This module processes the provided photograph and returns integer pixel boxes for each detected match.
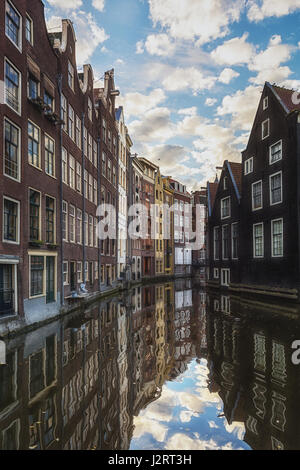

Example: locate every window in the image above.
[5,1,21,49]
[88,134,92,161]
[45,135,55,177]
[61,95,67,132]
[107,159,111,181]
[30,257,44,297]
[223,177,227,190]
[222,225,230,260]
[68,105,75,141]
[93,140,98,168]
[68,61,74,91]
[28,121,40,168]
[272,219,283,258]
[62,201,68,241]
[244,157,253,175]
[232,223,238,260]
[69,155,75,189]
[270,140,282,165]
[76,161,82,193]
[29,190,40,241]
[221,197,230,219]
[93,178,97,204]
[262,119,270,140]
[25,15,33,44]
[46,196,55,244]
[3,197,19,243]
[253,223,264,258]
[270,172,282,205]
[213,227,220,260]
[94,217,98,247]
[62,148,68,184]
[76,209,82,244]
[5,59,21,114]
[221,269,230,287]
[102,153,106,177]
[263,97,268,110]
[28,76,39,100]
[88,97,92,121]
[77,262,82,283]
[69,205,75,243]
[75,116,81,149]
[113,167,116,187]
[94,262,98,281]
[63,261,68,285]
[252,181,263,210]
[214,268,219,279]
[44,91,54,113]
[4,119,20,181]
[89,215,93,247]
[102,118,106,143]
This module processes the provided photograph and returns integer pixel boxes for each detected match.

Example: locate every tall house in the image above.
[154,168,165,276]
[240,82,300,300]
[207,162,242,289]
[131,157,144,281]
[162,177,174,276]
[94,69,119,290]
[0,0,61,323]
[116,106,128,279]
[50,20,100,298]
[170,179,192,277]
[139,158,156,279]
[191,190,207,281]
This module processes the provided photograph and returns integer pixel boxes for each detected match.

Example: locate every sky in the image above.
[44,0,300,191]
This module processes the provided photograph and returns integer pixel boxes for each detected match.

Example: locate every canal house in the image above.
[207,162,242,289]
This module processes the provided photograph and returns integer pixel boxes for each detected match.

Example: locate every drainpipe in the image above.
[57,73,64,307]
[82,113,86,284]
[97,135,101,292]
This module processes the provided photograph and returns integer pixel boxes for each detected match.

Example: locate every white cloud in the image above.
[134,416,168,443]
[47,12,109,66]
[219,68,240,84]
[129,107,175,143]
[92,0,105,12]
[151,65,217,93]
[136,40,145,54]
[211,33,256,66]
[144,34,176,56]
[217,85,262,131]
[118,88,166,118]
[247,0,300,22]
[178,107,198,116]
[205,98,218,107]
[148,0,244,44]
[47,0,82,10]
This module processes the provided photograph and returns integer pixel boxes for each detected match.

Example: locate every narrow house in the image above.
[207,162,242,289]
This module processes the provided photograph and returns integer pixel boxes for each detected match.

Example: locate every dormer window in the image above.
[263,96,268,110]
[262,119,270,140]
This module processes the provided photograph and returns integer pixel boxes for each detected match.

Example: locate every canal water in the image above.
[1,279,300,450]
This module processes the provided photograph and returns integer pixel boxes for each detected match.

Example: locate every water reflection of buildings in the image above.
[206,293,300,450]
[0,281,206,450]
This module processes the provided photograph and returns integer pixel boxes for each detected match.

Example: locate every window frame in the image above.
[5,1,22,51]
[252,180,263,211]
[213,226,220,261]
[253,222,264,259]
[271,218,283,258]
[269,140,282,165]
[4,58,22,116]
[44,133,55,178]
[222,224,230,261]
[263,96,268,110]
[244,157,253,175]
[28,120,41,169]
[3,117,21,182]
[25,14,33,45]
[221,269,230,287]
[269,171,283,206]
[29,188,41,242]
[3,195,20,245]
[221,196,231,220]
[45,195,56,245]
[262,118,270,140]
[231,222,238,260]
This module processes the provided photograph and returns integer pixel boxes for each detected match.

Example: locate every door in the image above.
[0,265,14,315]
[70,261,76,292]
[46,257,55,303]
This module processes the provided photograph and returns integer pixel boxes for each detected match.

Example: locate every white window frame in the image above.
[263,96,268,110]
[244,157,253,175]
[3,117,21,183]
[221,269,230,287]
[262,118,270,140]
[252,180,263,211]
[271,218,283,258]
[253,223,264,259]
[269,171,283,206]
[63,261,69,286]
[62,201,68,242]
[25,14,33,45]
[4,58,22,116]
[69,204,75,243]
[269,140,282,165]
[213,268,219,279]
[5,1,22,51]
[77,261,83,283]
[3,196,20,245]
[221,197,231,220]
[223,176,227,190]
[68,61,74,91]
[222,225,230,261]
[213,226,220,261]
[231,222,238,260]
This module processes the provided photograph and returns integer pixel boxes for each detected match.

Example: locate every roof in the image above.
[268,83,300,114]
[227,161,242,197]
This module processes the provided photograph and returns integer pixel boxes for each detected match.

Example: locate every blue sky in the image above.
[45,0,300,190]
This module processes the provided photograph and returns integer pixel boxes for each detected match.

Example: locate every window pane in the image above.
[4,199,18,242]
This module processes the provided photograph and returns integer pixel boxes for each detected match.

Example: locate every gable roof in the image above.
[267,82,300,114]
[226,161,242,201]
[207,182,218,217]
